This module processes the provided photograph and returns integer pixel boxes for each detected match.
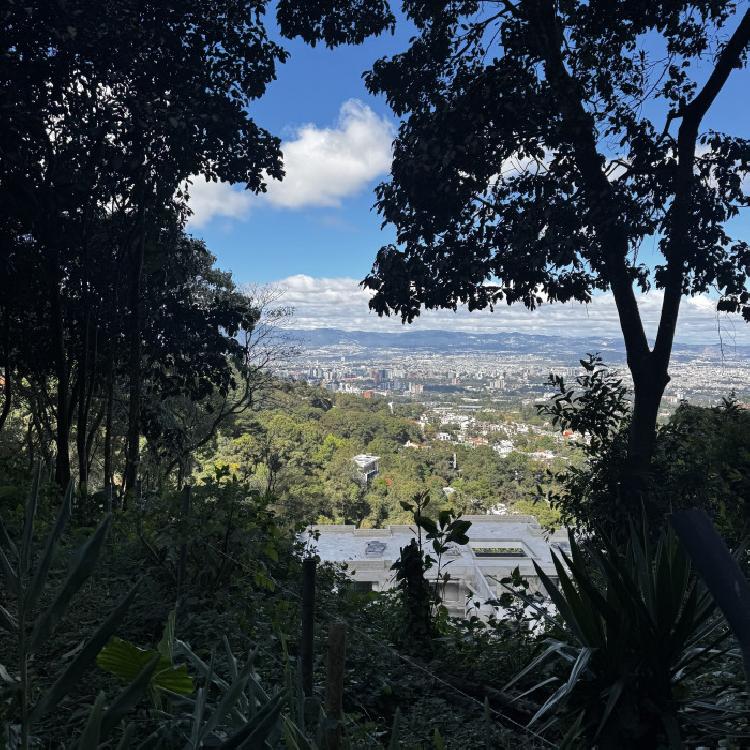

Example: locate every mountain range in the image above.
[287,327,750,364]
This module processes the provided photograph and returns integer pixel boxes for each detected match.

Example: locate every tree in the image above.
[338,1,750,504]
[655,397,750,546]
[137,236,292,489]
[0,0,288,489]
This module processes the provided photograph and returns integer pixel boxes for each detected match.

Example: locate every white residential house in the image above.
[492,440,515,457]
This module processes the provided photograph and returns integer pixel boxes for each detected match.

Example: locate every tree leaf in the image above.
[20,463,42,575]
[0,603,18,633]
[100,654,160,739]
[157,607,176,663]
[218,691,286,749]
[416,516,438,536]
[97,637,194,696]
[175,638,230,692]
[0,544,19,597]
[529,648,592,726]
[198,649,258,741]
[25,482,73,611]
[77,690,106,749]
[190,685,208,748]
[0,513,18,560]
[114,723,137,750]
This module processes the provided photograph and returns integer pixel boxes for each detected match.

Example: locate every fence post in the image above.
[325,621,347,750]
[301,557,317,697]
[176,484,191,611]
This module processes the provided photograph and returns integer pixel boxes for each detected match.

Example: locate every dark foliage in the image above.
[353,0,750,499]
[514,524,744,748]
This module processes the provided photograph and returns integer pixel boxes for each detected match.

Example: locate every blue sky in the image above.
[187,10,750,344]
[190,25,405,281]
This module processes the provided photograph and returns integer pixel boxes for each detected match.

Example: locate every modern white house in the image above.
[303,515,569,620]
[351,454,380,483]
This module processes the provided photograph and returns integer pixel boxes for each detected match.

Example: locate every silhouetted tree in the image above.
[0,1,289,489]
[293,1,750,504]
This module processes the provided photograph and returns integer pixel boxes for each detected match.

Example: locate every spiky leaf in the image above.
[25,483,73,611]
[100,654,160,739]
[30,514,111,651]
[77,691,106,749]
[0,604,18,633]
[20,464,42,575]
[30,583,140,723]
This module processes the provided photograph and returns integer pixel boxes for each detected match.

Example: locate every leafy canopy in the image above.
[357,2,750,322]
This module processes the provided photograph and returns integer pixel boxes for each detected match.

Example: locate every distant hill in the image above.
[286,327,750,364]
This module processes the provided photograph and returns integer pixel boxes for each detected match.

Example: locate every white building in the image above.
[302,515,569,620]
[351,454,380,483]
[492,440,515,457]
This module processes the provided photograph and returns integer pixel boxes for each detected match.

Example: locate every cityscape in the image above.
[278,328,750,408]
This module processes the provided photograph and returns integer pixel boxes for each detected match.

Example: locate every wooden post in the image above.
[301,557,317,697]
[325,621,347,750]
[176,484,191,610]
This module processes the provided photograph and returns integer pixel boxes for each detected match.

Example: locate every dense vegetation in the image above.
[359,0,750,504]
[2,0,750,748]
[195,383,570,529]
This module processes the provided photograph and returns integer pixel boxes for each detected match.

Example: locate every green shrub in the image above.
[507,523,745,748]
[0,472,143,749]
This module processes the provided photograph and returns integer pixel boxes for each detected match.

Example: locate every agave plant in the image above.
[0,470,146,749]
[126,634,320,748]
[505,523,743,749]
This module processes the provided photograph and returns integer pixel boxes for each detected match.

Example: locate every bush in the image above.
[506,523,746,748]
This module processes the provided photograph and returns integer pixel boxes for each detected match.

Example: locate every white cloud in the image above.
[265,99,393,208]
[186,100,393,226]
[186,177,253,228]
[274,274,750,346]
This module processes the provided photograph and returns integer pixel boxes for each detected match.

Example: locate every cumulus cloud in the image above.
[186,178,254,228]
[186,100,393,226]
[265,99,393,208]
[275,274,750,346]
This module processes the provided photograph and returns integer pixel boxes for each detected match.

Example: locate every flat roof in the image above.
[303,515,567,570]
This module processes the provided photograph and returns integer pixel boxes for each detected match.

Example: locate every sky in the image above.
[187,9,750,346]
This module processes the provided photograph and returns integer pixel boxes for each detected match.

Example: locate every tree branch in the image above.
[683,10,750,132]
[530,0,650,364]
[653,8,750,367]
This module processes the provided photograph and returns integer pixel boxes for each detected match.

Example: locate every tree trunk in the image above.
[29,383,54,468]
[123,206,147,497]
[25,422,35,473]
[85,401,105,475]
[104,372,114,488]
[0,308,11,433]
[76,312,91,493]
[80,325,100,480]
[624,357,669,501]
[51,275,72,489]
